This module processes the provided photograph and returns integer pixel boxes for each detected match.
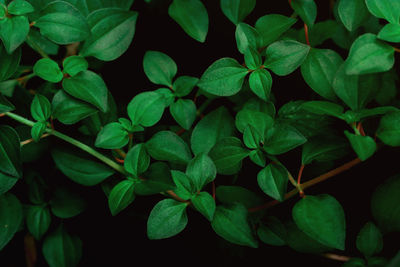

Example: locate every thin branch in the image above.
[322,253,351,262]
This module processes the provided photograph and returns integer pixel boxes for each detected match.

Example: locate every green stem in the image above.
[4,112,127,175]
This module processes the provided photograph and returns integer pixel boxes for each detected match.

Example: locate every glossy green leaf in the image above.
[173,76,198,97]
[143,51,177,87]
[211,203,258,248]
[31,94,51,121]
[42,226,82,267]
[62,70,109,113]
[344,131,376,161]
[338,0,369,31]
[301,49,343,101]
[63,56,88,77]
[7,0,34,15]
[95,122,128,149]
[198,58,248,96]
[377,111,400,146]
[50,188,86,219]
[33,58,63,83]
[127,91,165,127]
[124,143,150,177]
[216,185,264,209]
[191,191,215,221]
[264,124,307,155]
[0,15,29,53]
[35,1,90,44]
[31,121,47,142]
[0,172,17,196]
[265,40,310,76]
[249,149,266,167]
[300,101,344,119]
[235,108,273,135]
[26,28,59,56]
[26,205,51,240]
[108,180,135,216]
[291,0,317,27]
[244,47,261,70]
[356,222,383,258]
[74,0,134,17]
[257,217,287,246]
[257,163,288,201]
[209,137,250,175]
[147,199,188,240]
[168,0,208,43]
[302,135,348,165]
[0,125,21,178]
[52,90,98,125]
[171,170,194,200]
[249,69,272,101]
[186,153,216,191]
[220,0,256,25]
[243,125,263,149]
[191,107,235,155]
[0,193,22,250]
[285,221,330,253]
[378,23,400,43]
[345,33,394,75]
[52,149,114,186]
[235,23,261,54]
[255,14,297,47]
[135,162,175,195]
[0,94,15,113]
[292,194,346,250]
[365,0,400,24]
[0,43,20,81]
[146,131,192,165]
[170,99,196,130]
[80,8,138,61]
[297,20,339,47]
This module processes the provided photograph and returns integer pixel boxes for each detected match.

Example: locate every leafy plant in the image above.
[0,0,400,266]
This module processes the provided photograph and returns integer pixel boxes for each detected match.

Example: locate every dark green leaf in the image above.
[170,99,196,130]
[211,203,258,248]
[300,101,344,119]
[291,0,317,27]
[377,111,400,146]
[95,122,129,149]
[143,51,177,87]
[74,0,134,17]
[62,56,88,77]
[220,0,256,25]
[285,221,331,253]
[147,199,188,240]
[365,0,400,24]
[342,258,367,267]
[244,47,262,70]
[292,194,346,250]
[243,125,263,149]
[124,143,150,177]
[0,125,21,178]
[0,193,22,250]
[0,94,15,113]
[31,121,47,142]
[356,222,383,258]
[378,23,400,43]
[26,205,51,240]
[7,0,34,15]
[198,58,248,96]
[302,135,348,165]
[31,94,51,121]
[257,217,287,246]
[0,15,29,53]
[264,124,307,155]
[257,163,288,201]
[216,185,264,209]
[52,149,114,186]
[235,23,262,54]
[127,91,166,127]
[173,76,198,97]
[255,14,297,47]
[235,108,273,135]
[344,131,376,161]
[33,58,63,83]
[249,68,272,101]
[171,170,194,200]
[249,149,266,167]
[338,0,369,31]
[0,172,18,196]
[26,28,59,56]
[108,180,135,216]
[50,188,86,219]
[168,0,208,43]
[135,162,174,195]
[186,153,216,191]
[146,131,192,165]
[191,191,215,221]
[297,20,339,47]
[0,43,20,81]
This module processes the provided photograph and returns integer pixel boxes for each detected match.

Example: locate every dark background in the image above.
[2,0,400,266]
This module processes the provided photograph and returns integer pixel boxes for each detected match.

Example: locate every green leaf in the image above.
[297,20,339,47]
[74,0,134,17]
[80,8,137,61]
[191,191,215,221]
[147,199,188,240]
[127,91,166,127]
[216,185,264,209]
[345,33,394,75]
[146,131,192,165]
[50,188,86,219]
[265,40,310,76]
[31,94,51,121]
[33,58,63,83]
[108,180,135,216]
[249,68,272,101]
[243,125,263,149]
[198,58,248,96]
[170,99,196,130]
[0,172,18,196]
[285,221,330,253]
[26,28,59,56]
[135,162,174,195]
[31,121,47,142]
[291,0,317,27]
[168,0,208,43]
[62,56,88,77]
[249,149,266,167]
[235,108,273,135]
[300,101,344,119]
[143,51,177,87]
[191,107,235,155]
[0,125,21,178]
[0,94,15,113]
[173,76,198,97]
[378,23,400,43]
[292,194,346,250]
[0,15,29,53]
[35,0,90,44]
[356,222,383,258]
[95,122,129,149]
[0,43,20,81]
[220,0,256,25]
[124,143,150,177]
[257,163,288,202]
[0,193,22,250]
[52,149,114,186]
[257,216,287,246]
[156,88,175,107]
[371,175,400,233]
[52,90,97,125]
[302,135,348,165]
[365,0,400,24]
[255,14,297,47]
[235,23,262,54]
[377,111,400,146]
[42,226,82,267]
[344,131,376,161]
[209,137,250,175]
[264,124,307,155]
[301,49,343,101]
[186,153,216,191]
[244,47,262,70]
[62,70,109,113]
[338,0,369,31]
[26,205,51,240]
[211,203,258,248]
[171,170,194,200]
[7,0,34,15]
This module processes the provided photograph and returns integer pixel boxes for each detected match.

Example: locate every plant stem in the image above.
[26,35,49,58]
[4,112,127,175]
[322,253,351,262]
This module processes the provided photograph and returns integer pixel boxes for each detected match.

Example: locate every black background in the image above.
[2,0,400,266]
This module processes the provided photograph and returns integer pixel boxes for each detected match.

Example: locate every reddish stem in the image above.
[24,234,37,267]
[393,47,400,53]
[304,23,311,46]
[212,181,216,200]
[176,128,186,136]
[166,190,190,203]
[357,122,366,136]
[297,164,305,198]
[114,157,124,164]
